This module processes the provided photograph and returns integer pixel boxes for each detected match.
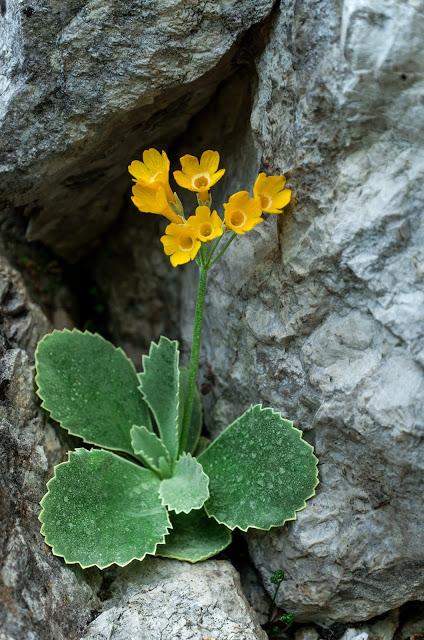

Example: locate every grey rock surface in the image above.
[0,0,273,260]
[82,559,267,640]
[0,255,100,639]
[181,0,424,625]
[1,0,424,632]
[91,211,183,362]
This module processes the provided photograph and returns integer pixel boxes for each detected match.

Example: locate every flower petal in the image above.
[208,168,226,188]
[143,148,166,172]
[132,184,168,213]
[180,155,200,176]
[128,160,150,182]
[195,206,211,222]
[190,240,201,260]
[265,175,287,195]
[170,251,191,267]
[270,188,292,211]
[199,150,220,174]
[245,197,262,216]
[160,236,178,255]
[211,210,223,230]
[253,172,267,199]
[173,171,195,191]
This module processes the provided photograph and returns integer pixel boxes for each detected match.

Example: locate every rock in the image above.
[294,626,320,640]
[238,561,270,626]
[340,631,369,640]
[91,211,182,361]
[2,0,424,630]
[180,0,424,624]
[81,558,267,640]
[0,0,274,260]
[369,610,399,640]
[0,255,100,639]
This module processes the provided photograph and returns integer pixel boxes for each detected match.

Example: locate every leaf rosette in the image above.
[36,331,317,566]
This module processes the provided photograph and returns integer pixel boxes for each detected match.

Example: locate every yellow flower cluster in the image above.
[128,149,291,267]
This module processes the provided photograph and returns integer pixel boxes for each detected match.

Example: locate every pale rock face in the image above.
[190,0,424,624]
[81,559,267,640]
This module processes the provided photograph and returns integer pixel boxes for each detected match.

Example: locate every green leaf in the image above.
[39,448,170,569]
[200,405,319,531]
[139,337,180,461]
[35,330,151,454]
[156,509,232,563]
[159,453,209,514]
[131,425,172,477]
[179,366,202,454]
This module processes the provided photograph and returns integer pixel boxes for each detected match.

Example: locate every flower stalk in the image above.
[180,265,208,453]
[129,147,292,449]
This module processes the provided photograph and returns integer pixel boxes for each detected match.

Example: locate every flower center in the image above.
[260,195,271,210]
[230,210,246,227]
[179,235,194,251]
[193,175,209,189]
[199,222,213,238]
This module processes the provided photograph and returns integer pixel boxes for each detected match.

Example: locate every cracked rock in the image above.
[182,0,424,624]
[81,559,267,640]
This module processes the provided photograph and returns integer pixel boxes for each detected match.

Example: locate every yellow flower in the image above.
[173,150,225,200]
[186,206,223,243]
[253,172,292,214]
[128,148,174,201]
[131,183,182,224]
[160,222,201,267]
[224,191,263,235]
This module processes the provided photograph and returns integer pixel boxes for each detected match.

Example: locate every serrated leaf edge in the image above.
[38,448,172,570]
[159,452,210,515]
[35,328,145,455]
[139,336,181,460]
[201,404,319,532]
[131,424,170,475]
[156,527,232,564]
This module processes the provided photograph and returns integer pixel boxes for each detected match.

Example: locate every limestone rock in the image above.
[2,0,424,630]
[81,559,267,640]
[185,0,424,624]
[0,255,99,639]
[341,631,369,640]
[91,211,182,361]
[294,626,320,640]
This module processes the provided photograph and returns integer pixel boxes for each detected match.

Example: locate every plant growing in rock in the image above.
[264,569,296,638]
[36,149,319,568]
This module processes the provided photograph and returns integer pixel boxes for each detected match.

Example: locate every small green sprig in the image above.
[264,569,296,638]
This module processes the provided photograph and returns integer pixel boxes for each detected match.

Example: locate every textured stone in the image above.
[0,0,274,260]
[182,0,424,624]
[91,211,182,361]
[0,255,100,639]
[294,626,319,640]
[81,559,267,640]
[2,0,424,631]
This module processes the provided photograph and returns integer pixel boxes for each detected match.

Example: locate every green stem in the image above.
[268,583,282,623]
[180,266,208,453]
[209,232,237,267]
[205,234,223,266]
